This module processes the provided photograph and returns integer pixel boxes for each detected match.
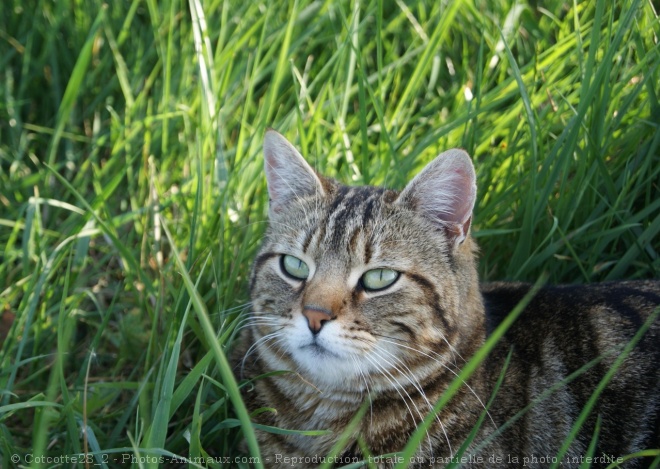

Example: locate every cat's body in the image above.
[233,130,660,468]
[482,281,660,467]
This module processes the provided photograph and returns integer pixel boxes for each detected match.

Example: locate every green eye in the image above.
[281,255,310,280]
[361,269,399,291]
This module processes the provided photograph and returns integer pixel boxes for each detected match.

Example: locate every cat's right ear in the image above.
[263,129,325,214]
[397,149,477,247]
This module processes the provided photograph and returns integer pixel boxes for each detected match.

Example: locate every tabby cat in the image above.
[233,129,660,468]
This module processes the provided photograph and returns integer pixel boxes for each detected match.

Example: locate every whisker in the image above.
[350,354,374,427]
[240,329,286,378]
[376,336,495,429]
[361,352,434,458]
[370,343,452,458]
[375,331,467,368]
[234,319,283,333]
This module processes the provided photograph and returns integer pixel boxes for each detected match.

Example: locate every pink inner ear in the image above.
[445,215,472,239]
[445,168,476,225]
[397,148,477,243]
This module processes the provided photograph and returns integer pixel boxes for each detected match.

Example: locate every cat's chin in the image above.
[290,347,362,387]
[299,342,340,358]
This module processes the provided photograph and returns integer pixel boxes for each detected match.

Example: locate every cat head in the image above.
[248,129,482,389]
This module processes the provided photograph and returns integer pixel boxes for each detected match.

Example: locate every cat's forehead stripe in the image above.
[348,226,361,253]
[301,224,316,253]
[325,185,389,249]
[360,193,379,227]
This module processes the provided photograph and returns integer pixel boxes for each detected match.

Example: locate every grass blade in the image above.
[159,215,263,467]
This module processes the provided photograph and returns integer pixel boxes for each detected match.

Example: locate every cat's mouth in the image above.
[300,342,339,358]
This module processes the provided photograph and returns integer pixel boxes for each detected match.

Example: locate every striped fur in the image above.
[232,131,660,468]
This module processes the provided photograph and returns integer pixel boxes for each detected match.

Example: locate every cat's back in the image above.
[481,280,660,467]
[483,280,660,330]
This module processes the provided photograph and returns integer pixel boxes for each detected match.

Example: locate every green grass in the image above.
[0,0,659,467]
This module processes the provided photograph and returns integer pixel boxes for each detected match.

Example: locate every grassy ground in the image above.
[1,0,658,467]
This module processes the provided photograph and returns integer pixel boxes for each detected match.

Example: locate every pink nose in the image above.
[302,307,332,334]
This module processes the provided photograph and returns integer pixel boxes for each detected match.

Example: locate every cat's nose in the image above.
[302,306,333,334]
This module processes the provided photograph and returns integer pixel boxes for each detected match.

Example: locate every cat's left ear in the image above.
[397,149,477,247]
[263,129,325,214]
